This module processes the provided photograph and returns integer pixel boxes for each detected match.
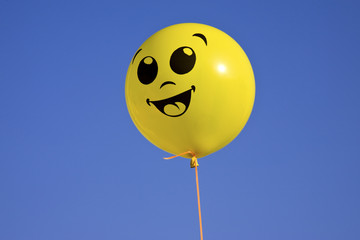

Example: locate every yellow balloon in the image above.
[125,23,255,158]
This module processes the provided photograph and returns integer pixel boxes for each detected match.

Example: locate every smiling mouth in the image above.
[146,85,195,117]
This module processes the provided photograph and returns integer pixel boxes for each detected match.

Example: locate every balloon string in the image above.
[164,150,195,159]
[195,160,203,240]
[164,151,199,168]
[164,152,203,240]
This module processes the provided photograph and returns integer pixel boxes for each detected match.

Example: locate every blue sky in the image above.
[1,0,359,239]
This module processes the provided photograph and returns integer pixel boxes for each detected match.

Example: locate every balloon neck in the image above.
[190,156,199,168]
[164,151,199,168]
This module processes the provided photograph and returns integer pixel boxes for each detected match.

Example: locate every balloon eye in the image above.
[137,56,158,85]
[170,47,196,74]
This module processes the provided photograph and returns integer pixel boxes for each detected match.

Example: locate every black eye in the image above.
[170,47,196,74]
[137,56,158,85]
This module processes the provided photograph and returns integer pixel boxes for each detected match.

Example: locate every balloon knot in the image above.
[190,156,199,168]
[164,151,198,168]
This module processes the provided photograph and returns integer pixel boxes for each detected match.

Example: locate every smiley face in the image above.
[125,23,255,158]
[131,34,207,117]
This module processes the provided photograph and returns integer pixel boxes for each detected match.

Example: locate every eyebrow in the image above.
[193,33,207,46]
[132,48,142,64]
